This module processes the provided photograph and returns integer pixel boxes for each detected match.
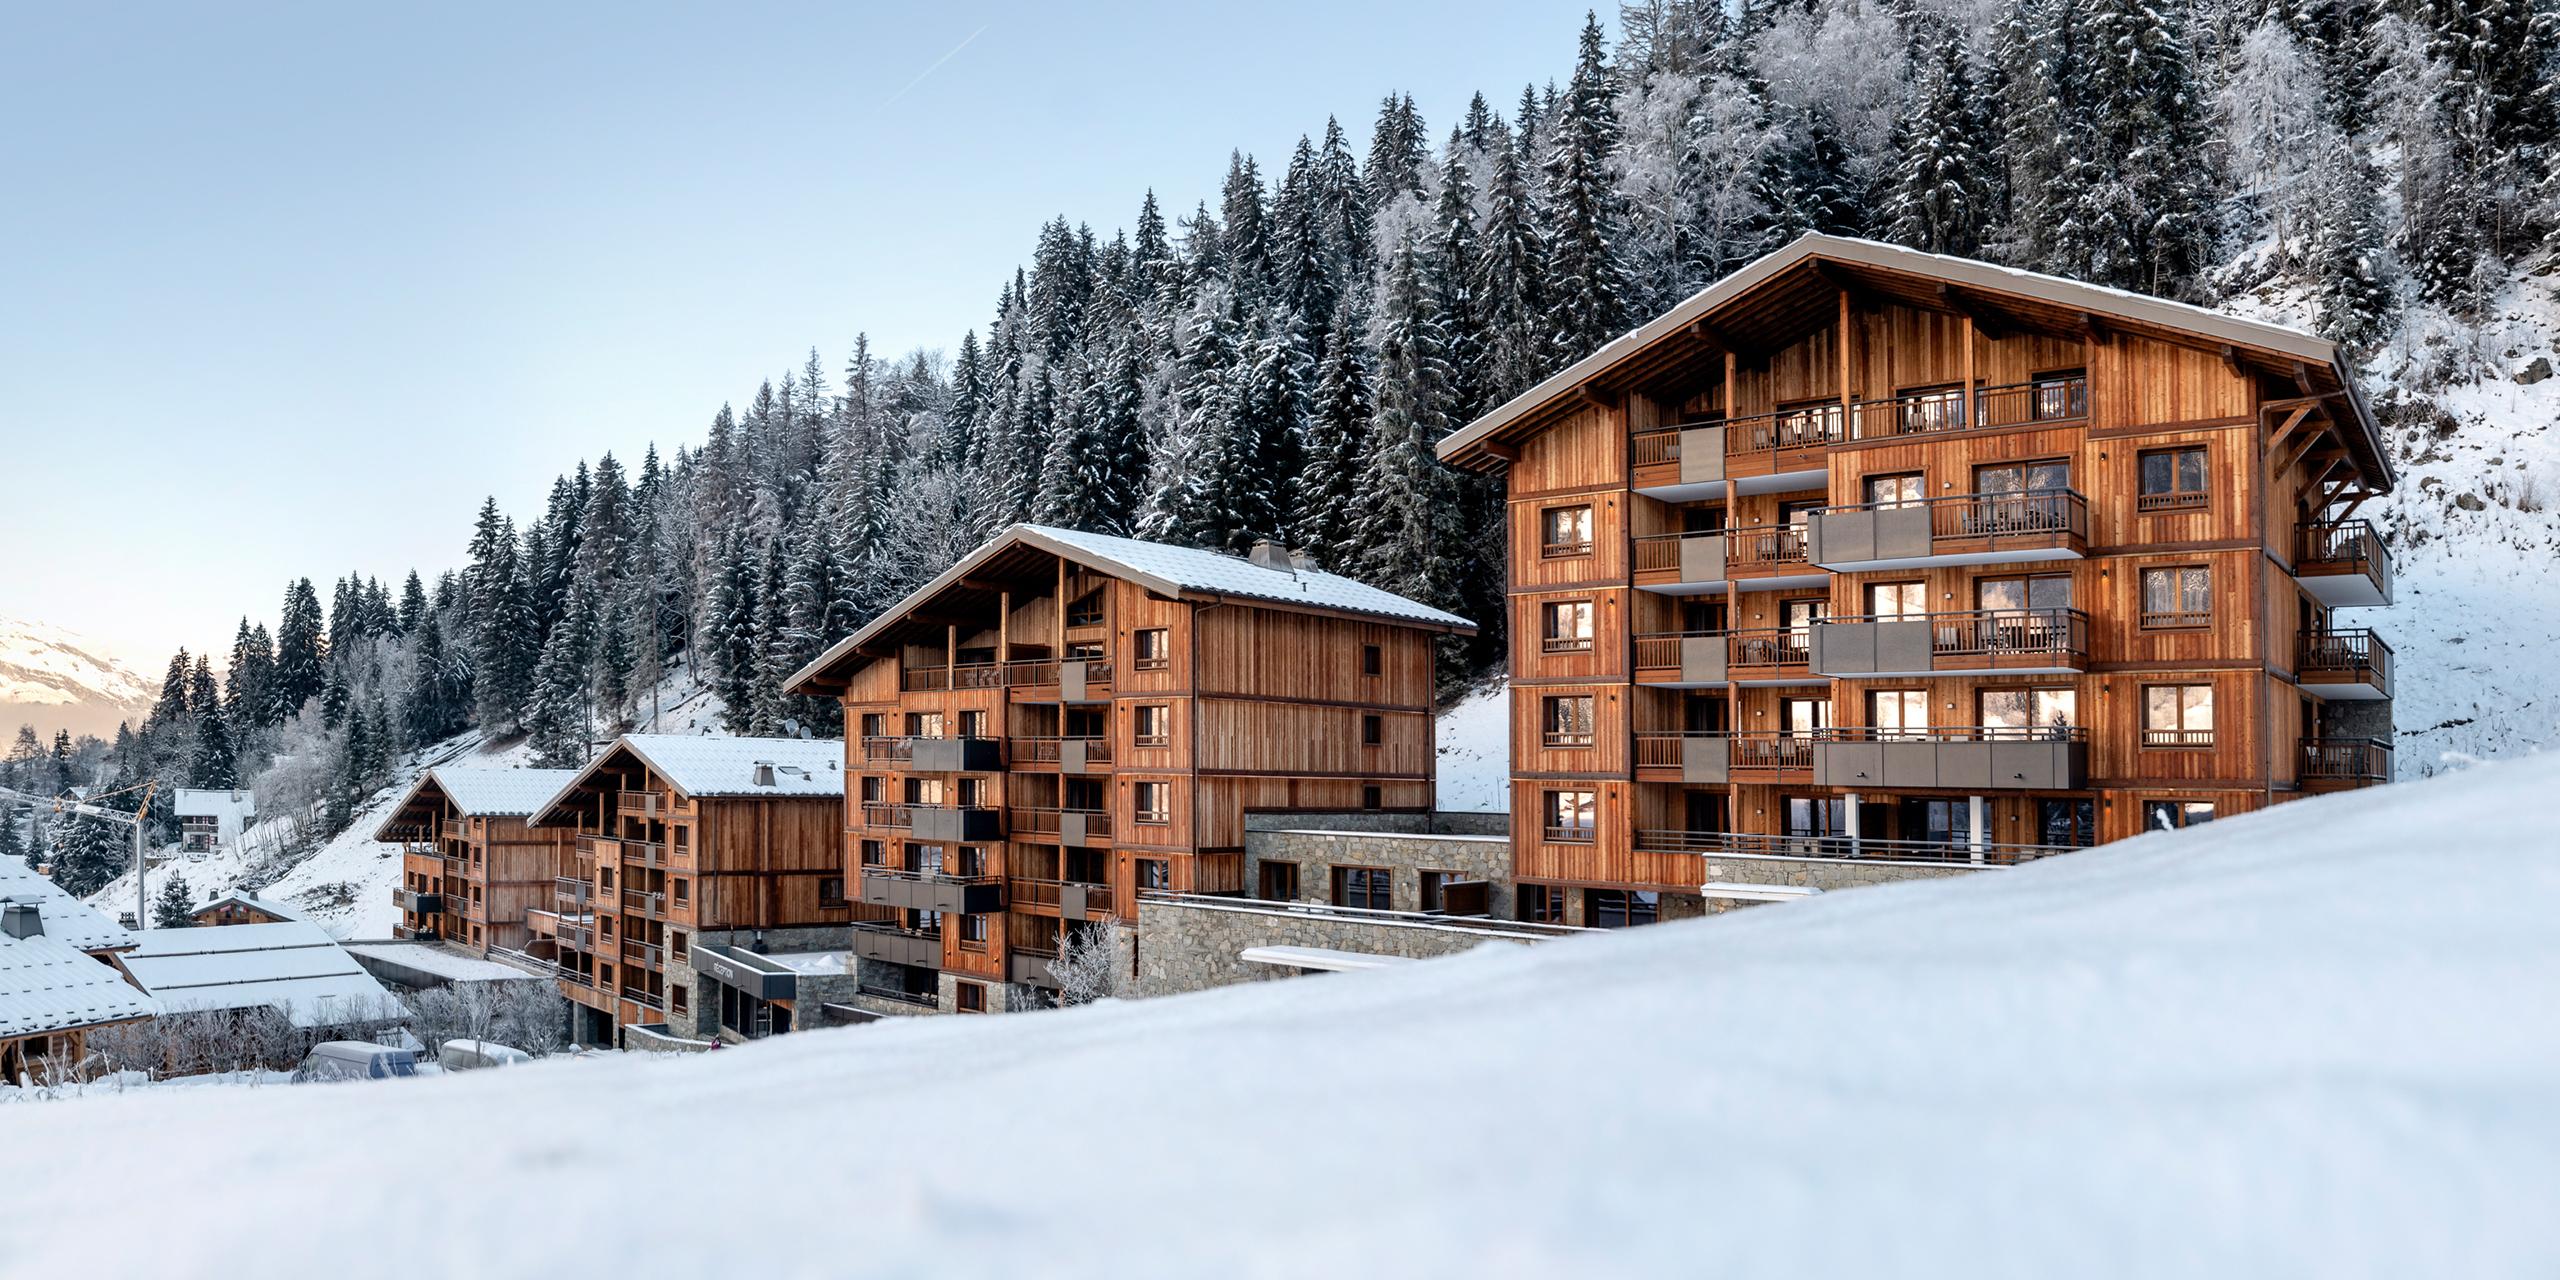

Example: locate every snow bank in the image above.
[1434,677,1509,814]
[11,753,2558,1276]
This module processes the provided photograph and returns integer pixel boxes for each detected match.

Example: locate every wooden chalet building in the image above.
[376,767,579,957]
[786,524,1474,1014]
[0,855,154,1082]
[1436,234,2397,926]
[526,735,870,1043]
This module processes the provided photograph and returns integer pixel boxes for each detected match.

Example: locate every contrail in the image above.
[882,22,990,109]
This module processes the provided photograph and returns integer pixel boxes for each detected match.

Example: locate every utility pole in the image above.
[0,780,157,930]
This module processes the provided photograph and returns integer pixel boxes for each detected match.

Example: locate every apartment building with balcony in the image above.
[1438,234,2396,926]
[376,767,579,956]
[785,524,1474,1014]
[524,735,880,1044]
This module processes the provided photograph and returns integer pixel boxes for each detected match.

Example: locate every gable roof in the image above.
[529,734,844,827]
[1436,233,2391,489]
[372,767,582,841]
[192,893,307,924]
[172,789,255,819]
[786,524,1475,695]
[0,929,156,1040]
[0,855,137,953]
[121,921,400,1029]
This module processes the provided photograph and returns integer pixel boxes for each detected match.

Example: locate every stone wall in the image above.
[1243,829,1516,918]
[1136,898,1560,997]
[1696,852,1981,914]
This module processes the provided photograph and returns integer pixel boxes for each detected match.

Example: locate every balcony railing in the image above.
[1013,736,1114,767]
[861,736,915,763]
[861,802,913,830]
[1634,731,1817,772]
[2141,728,2215,749]
[620,940,663,969]
[1821,724,2086,744]
[2301,737,2391,785]
[1631,526,1809,576]
[619,986,664,1012]
[553,876,591,906]
[2296,519,2393,605]
[620,888,665,918]
[2300,628,2393,694]
[1811,608,2091,675]
[615,791,663,820]
[1007,807,1113,839]
[857,983,942,1009]
[1631,628,1814,678]
[1632,828,2084,867]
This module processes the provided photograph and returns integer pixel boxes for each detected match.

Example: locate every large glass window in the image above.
[1541,505,1593,557]
[1541,695,1595,748]
[1781,698,1831,737]
[2143,684,2215,748]
[1975,574,2074,613]
[2143,800,2217,830]
[1331,866,1393,910]
[1587,889,1659,929]
[1975,459,2071,494]
[1867,689,1930,738]
[2140,566,2213,629]
[2039,798,2097,847]
[1866,581,1928,619]
[2138,447,2211,511]
[1541,600,1595,653]
[1864,473,1925,508]
[1543,790,1597,841]
[1979,688,2078,736]
[1132,628,1171,671]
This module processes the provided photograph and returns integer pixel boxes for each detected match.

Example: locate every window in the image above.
[1975,459,2071,494]
[959,914,987,949]
[1541,695,1595,748]
[2039,798,2097,847]
[860,775,883,804]
[907,710,946,737]
[955,846,985,878]
[1864,472,1925,508]
[1066,591,1105,626]
[1332,866,1393,910]
[818,876,845,906]
[858,713,886,739]
[2143,800,2217,830]
[1543,790,1597,842]
[956,981,986,1013]
[2138,447,2210,512]
[1975,574,2073,613]
[1362,713,1384,746]
[1361,784,1382,810]
[1361,644,1383,676]
[2030,368,2088,420]
[1259,859,1301,900]
[1780,697,1831,738]
[671,986,688,1013]
[1541,505,1594,557]
[1541,600,1595,653]
[1136,858,1171,891]
[860,839,886,867]
[1587,889,1659,929]
[1132,628,1171,671]
[1133,704,1171,747]
[1133,782,1170,824]
[957,710,987,739]
[1865,581,1927,619]
[672,932,689,961]
[1979,688,2078,736]
[1868,689,1930,739]
[1419,870,1461,913]
[1518,884,1565,924]
[2140,566,2212,629]
[1893,384,1966,435]
[2142,684,2215,748]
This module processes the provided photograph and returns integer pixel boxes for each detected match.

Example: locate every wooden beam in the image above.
[1576,383,1620,411]
[1481,441,1520,463]
[2265,403,2315,460]
[2277,428,2329,480]
[2078,311,2111,344]
[2219,344,2248,378]
[2291,361,2319,397]
[1812,261,1881,312]
[1934,284,2009,340]
[1688,318,1759,362]
[2333,488,2375,522]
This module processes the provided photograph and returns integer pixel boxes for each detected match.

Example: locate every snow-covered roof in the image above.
[0,929,155,1040]
[172,789,255,819]
[341,942,550,984]
[787,524,1475,693]
[529,734,844,825]
[1437,232,2392,488]
[372,767,581,840]
[122,922,401,1030]
[0,854,137,953]
[193,893,307,924]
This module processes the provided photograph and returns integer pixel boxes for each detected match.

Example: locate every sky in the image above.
[0,2,1600,670]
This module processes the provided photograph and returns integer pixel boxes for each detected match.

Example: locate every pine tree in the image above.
[273,577,328,719]
[1352,236,1468,629]
[0,802,23,864]
[1366,93,1430,209]
[189,706,238,789]
[1477,133,1552,401]
[1886,21,1998,256]
[153,873,196,929]
[1540,14,1633,364]
[1295,296,1376,569]
[748,537,792,734]
[706,530,761,735]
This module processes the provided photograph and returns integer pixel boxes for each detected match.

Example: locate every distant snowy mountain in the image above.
[0,616,154,741]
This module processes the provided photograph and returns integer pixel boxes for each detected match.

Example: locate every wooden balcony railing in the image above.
[1632,829,2084,867]
[1820,608,2092,666]
[1634,731,1818,771]
[552,876,591,906]
[1003,877,1112,909]
[861,736,915,763]
[1013,736,1114,765]
[2301,737,2392,784]
[619,888,664,918]
[1811,489,2089,559]
[1006,807,1114,838]
[2140,609,2211,629]
[1970,376,2089,429]
[2136,489,2210,513]
[619,986,664,1012]
[1631,628,1813,673]
[1631,527,1809,575]
[1823,724,2087,744]
[861,802,913,830]
[2300,628,2393,692]
[620,940,663,969]
[2140,728,2215,749]
[1629,424,1685,467]
[2297,519,2393,597]
[615,791,662,820]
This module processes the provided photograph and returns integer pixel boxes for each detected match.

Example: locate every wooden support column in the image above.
[1837,290,1854,437]
[1959,316,1977,429]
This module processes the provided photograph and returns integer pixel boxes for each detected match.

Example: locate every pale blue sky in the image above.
[0,2,1598,667]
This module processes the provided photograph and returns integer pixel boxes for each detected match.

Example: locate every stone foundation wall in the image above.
[1243,829,1516,918]
[1696,853,1980,914]
[1136,898,1552,997]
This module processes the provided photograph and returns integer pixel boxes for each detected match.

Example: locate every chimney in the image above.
[752,762,776,788]
[1290,547,1320,573]
[1248,539,1295,572]
[1,902,41,941]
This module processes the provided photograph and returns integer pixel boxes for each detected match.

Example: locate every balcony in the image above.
[1013,736,1114,773]
[1632,629,1818,688]
[2298,628,2392,700]
[1635,732,1816,784]
[619,986,664,1013]
[1810,608,2091,678]
[907,803,1004,844]
[1005,877,1114,919]
[553,876,592,908]
[2301,737,2391,789]
[1631,526,1822,595]
[1812,726,2089,791]
[2296,520,2393,607]
[619,939,663,970]
[394,889,444,916]
[619,888,665,919]
[1008,806,1113,844]
[1718,405,1843,490]
[1808,490,2088,571]
[1632,828,2083,868]
[860,802,913,830]
[851,921,943,970]
[857,867,1004,915]
[863,735,1005,772]
[615,791,664,820]
[1006,944,1062,991]
[1007,657,1116,702]
[1629,418,1731,501]
[1634,378,2091,496]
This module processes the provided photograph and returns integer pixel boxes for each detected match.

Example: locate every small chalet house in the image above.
[375,767,579,956]
[174,787,255,854]
[189,893,305,928]
[526,735,869,1045]
[786,524,1473,1015]
[0,855,155,1082]
[1435,233,2395,926]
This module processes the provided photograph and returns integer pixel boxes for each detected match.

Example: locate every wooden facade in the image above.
[1443,236,2396,926]
[789,527,1470,1013]
[377,772,578,957]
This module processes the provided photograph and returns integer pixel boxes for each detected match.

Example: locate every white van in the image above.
[439,1039,533,1071]
[292,1041,420,1083]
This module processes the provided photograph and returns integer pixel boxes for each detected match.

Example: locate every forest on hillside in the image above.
[6,0,2551,893]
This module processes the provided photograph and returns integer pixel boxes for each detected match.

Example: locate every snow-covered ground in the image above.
[11,751,2556,1276]
[1434,676,1509,814]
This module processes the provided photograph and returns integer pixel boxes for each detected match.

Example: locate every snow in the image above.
[377,767,580,830]
[120,921,399,1029]
[541,733,845,811]
[339,942,543,984]
[6,750,2556,1273]
[0,930,155,1039]
[0,615,153,738]
[755,949,850,976]
[0,854,136,953]
[1021,524,1475,629]
[1433,676,1509,814]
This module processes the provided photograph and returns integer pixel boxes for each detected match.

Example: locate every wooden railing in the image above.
[1633,732,1818,771]
[2300,628,2392,691]
[2136,489,2210,513]
[861,802,913,829]
[1629,424,1687,467]
[1817,489,2089,547]
[1006,807,1113,838]
[1013,736,1114,764]
[1631,527,1808,574]
[1631,628,1812,672]
[2140,609,2211,629]
[619,986,664,1012]
[620,888,664,918]
[1004,877,1112,909]
[2298,520,2393,594]
[2140,728,2215,749]
[2302,737,2391,783]
[1822,608,2091,665]
[615,791,661,820]
[553,876,591,906]
[861,736,915,763]
[620,940,663,969]
[1632,829,2083,867]
[1971,376,2089,429]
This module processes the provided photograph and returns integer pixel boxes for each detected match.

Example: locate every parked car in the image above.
[292,1041,419,1083]
[439,1039,532,1071]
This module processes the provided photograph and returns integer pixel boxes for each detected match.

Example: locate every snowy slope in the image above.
[1434,677,1509,814]
[0,615,153,741]
[11,752,2558,1276]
